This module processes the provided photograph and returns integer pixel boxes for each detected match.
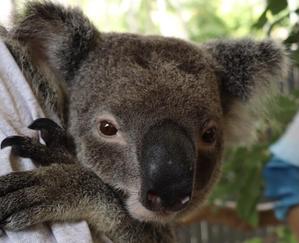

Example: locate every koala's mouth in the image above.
[111,182,184,222]
[125,192,179,223]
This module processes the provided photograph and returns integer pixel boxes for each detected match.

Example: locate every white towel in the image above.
[0,39,95,243]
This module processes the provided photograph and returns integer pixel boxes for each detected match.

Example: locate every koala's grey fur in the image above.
[0,1,288,242]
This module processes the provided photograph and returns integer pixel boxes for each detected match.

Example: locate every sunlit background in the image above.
[1,0,297,41]
[1,1,299,243]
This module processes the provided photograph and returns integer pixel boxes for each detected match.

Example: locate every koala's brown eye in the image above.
[99,120,118,136]
[202,124,217,144]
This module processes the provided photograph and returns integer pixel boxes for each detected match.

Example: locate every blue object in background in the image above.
[263,112,299,220]
[263,156,299,220]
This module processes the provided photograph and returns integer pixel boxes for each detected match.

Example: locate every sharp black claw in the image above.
[1,136,27,149]
[28,118,61,131]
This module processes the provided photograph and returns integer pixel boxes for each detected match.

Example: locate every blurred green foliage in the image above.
[244,227,297,243]
[211,90,299,227]
[210,1,299,241]
[252,0,299,66]
[276,226,297,243]
[33,0,264,41]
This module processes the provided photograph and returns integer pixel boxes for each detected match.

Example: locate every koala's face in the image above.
[12,3,287,223]
[69,34,224,222]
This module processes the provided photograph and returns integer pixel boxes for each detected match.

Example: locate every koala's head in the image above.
[10,2,288,223]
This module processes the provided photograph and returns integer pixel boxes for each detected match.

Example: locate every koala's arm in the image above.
[0,163,174,243]
[0,119,175,243]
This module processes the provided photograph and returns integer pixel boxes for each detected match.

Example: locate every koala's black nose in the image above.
[140,120,196,213]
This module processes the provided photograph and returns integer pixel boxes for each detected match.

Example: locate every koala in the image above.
[0,1,288,242]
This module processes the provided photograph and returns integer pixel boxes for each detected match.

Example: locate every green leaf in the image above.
[267,0,288,15]
[252,9,268,29]
[284,24,299,45]
[253,0,288,29]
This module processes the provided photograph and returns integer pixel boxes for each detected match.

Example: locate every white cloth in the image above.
[0,39,94,243]
[270,111,299,167]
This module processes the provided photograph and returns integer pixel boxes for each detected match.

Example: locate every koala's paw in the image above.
[0,170,49,230]
[0,165,78,231]
[1,118,76,165]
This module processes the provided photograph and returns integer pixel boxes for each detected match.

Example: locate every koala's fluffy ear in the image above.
[204,39,289,145]
[9,1,98,81]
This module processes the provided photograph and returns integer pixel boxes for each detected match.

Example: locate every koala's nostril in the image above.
[146,190,162,211]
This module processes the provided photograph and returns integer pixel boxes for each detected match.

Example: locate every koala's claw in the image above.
[1,136,30,149]
[0,136,45,160]
[28,118,74,152]
[28,118,61,131]
[1,118,76,165]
